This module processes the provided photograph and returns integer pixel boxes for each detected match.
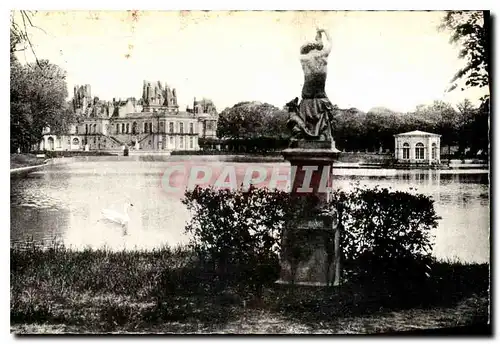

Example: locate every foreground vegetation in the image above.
[11,244,489,334]
[10,154,46,170]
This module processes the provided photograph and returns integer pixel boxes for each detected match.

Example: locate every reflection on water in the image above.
[11,158,490,264]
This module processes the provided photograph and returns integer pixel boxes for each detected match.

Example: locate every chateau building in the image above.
[394,130,441,165]
[39,81,218,152]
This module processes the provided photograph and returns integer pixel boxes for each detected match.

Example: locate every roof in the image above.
[115,111,198,120]
[394,130,441,137]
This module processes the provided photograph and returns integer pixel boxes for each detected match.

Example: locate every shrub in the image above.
[328,185,440,291]
[183,184,440,296]
[182,185,291,297]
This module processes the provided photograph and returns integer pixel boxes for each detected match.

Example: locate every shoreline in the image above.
[10,153,489,173]
[10,163,48,174]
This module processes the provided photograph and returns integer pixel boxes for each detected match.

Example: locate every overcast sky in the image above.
[14,10,488,112]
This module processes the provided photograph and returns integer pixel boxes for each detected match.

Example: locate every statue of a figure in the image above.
[287,29,336,142]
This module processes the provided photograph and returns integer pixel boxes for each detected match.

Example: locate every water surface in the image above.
[11,156,489,263]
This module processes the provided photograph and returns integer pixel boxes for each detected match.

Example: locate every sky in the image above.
[13,10,488,113]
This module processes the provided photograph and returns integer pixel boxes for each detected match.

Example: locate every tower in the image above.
[73,84,92,113]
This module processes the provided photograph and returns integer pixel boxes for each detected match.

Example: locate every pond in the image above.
[10,156,490,263]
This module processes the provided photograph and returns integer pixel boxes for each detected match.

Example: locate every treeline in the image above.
[205,101,290,153]
[214,99,489,157]
[333,100,489,156]
[216,101,290,140]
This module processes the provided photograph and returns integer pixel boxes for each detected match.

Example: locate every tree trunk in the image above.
[483,11,491,91]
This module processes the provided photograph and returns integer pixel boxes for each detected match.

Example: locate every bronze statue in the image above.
[287,28,336,143]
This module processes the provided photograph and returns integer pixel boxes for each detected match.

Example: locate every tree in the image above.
[216,101,288,139]
[456,99,476,154]
[412,101,458,149]
[365,107,401,152]
[440,11,491,95]
[261,109,289,139]
[332,108,366,151]
[10,11,75,153]
[10,59,72,152]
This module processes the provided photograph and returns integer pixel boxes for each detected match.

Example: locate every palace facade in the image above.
[39,81,218,152]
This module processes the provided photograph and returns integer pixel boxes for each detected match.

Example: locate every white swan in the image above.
[101,202,133,226]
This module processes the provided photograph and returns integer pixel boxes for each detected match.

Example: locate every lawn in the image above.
[10,154,47,170]
[10,243,490,334]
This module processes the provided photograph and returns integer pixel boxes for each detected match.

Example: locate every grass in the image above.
[31,151,118,158]
[10,154,47,170]
[11,243,490,334]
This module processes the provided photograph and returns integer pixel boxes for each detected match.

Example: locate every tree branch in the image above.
[20,11,42,69]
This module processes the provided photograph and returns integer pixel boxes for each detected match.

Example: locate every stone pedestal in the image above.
[279,140,341,286]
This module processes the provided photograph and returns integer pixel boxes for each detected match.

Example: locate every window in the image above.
[144,123,148,133]
[180,123,184,134]
[72,138,79,145]
[189,137,194,149]
[47,137,54,150]
[149,123,153,133]
[94,124,97,133]
[402,142,410,160]
[169,122,174,133]
[85,124,88,134]
[189,123,194,134]
[160,122,165,133]
[122,123,125,133]
[126,123,130,134]
[179,136,184,149]
[432,143,437,160]
[132,122,137,135]
[415,142,425,160]
[116,124,120,133]
[75,126,79,134]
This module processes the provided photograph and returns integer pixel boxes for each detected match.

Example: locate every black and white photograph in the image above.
[9,9,491,335]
